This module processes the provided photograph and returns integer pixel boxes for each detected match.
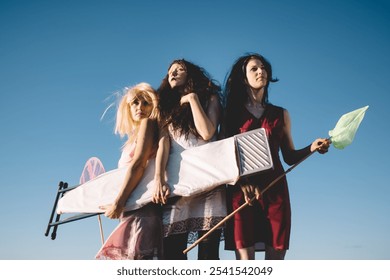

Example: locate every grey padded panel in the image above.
[235,128,273,177]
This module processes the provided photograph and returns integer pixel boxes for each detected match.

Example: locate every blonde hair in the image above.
[115,82,158,140]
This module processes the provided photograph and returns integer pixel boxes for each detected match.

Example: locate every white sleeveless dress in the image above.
[162,127,227,242]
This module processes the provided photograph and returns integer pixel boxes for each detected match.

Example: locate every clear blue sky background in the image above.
[0,0,389,260]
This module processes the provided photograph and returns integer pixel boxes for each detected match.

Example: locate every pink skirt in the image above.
[95,204,162,259]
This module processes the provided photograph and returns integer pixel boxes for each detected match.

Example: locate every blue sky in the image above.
[0,0,389,260]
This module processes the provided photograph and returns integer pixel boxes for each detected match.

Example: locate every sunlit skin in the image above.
[244,58,268,119]
[168,63,188,89]
[167,62,219,141]
[128,94,153,122]
[245,58,268,91]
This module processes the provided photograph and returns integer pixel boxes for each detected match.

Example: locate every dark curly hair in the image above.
[157,59,222,139]
[223,53,278,137]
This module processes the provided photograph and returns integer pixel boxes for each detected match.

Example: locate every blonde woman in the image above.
[96,83,169,260]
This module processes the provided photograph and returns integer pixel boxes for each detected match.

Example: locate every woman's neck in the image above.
[246,87,265,107]
[171,85,186,96]
[244,87,266,119]
[127,126,139,144]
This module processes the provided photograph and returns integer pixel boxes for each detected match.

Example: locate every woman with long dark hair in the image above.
[223,53,330,259]
[157,59,226,260]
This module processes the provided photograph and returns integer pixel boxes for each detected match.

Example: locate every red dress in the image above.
[225,104,303,251]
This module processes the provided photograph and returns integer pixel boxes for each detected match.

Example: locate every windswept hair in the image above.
[115,82,158,141]
[157,59,221,139]
[224,53,278,137]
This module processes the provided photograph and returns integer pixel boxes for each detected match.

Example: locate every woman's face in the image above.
[245,58,268,90]
[168,63,187,88]
[128,93,153,122]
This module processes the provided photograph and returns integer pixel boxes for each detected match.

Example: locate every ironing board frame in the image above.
[44,128,273,240]
[44,181,98,240]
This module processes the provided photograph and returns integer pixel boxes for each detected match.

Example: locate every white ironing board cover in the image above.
[56,128,272,214]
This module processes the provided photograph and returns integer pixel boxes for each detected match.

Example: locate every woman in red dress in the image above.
[222,53,330,260]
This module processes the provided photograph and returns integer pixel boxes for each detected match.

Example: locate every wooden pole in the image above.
[183,150,317,254]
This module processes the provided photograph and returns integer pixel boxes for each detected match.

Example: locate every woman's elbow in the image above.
[129,158,148,173]
[199,126,217,141]
[201,133,213,141]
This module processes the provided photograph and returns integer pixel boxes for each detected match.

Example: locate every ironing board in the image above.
[45,128,273,239]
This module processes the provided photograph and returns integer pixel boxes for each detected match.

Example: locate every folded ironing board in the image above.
[45,128,273,239]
